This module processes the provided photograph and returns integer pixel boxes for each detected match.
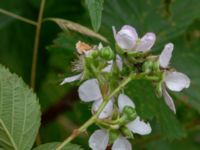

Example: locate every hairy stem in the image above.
[0,8,37,26]
[30,0,46,90]
[56,75,133,150]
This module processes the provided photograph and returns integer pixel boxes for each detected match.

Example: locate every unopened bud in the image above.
[142,61,153,73]
[100,46,115,60]
[109,130,120,143]
[123,106,137,121]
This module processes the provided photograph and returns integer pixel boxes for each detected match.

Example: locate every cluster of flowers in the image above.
[61,25,190,150]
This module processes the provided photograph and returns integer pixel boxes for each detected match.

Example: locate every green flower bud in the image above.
[121,127,134,139]
[142,61,153,74]
[123,106,137,121]
[109,130,120,143]
[152,61,160,72]
[90,50,99,58]
[100,46,115,60]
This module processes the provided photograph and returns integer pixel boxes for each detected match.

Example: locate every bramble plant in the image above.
[1,0,200,150]
[58,25,190,150]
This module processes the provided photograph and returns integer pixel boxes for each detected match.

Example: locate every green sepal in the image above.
[120,126,134,139]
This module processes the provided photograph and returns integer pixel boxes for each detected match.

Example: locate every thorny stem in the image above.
[56,74,133,150]
[0,8,37,26]
[30,0,46,90]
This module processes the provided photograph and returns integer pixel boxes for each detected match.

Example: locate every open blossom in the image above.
[89,94,151,150]
[60,42,103,85]
[112,25,156,52]
[159,43,191,113]
[78,79,113,119]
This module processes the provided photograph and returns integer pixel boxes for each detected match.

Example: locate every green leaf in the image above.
[126,80,186,139]
[0,65,41,150]
[33,142,83,150]
[85,0,104,32]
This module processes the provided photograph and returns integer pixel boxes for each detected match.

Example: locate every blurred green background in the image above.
[0,0,200,149]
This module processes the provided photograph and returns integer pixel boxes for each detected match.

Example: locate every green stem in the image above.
[56,75,133,150]
[30,0,46,90]
[32,0,46,145]
[0,8,37,26]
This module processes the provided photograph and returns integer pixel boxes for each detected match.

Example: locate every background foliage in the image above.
[0,0,200,149]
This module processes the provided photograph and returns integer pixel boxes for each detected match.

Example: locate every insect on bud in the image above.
[100,46,115,60]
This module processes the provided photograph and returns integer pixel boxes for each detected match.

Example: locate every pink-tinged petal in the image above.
[89,129,109,150]
[126,117,152,135]
[116,55,123,71]
[159,43,174,68]
[118,94,135,113]
[78,79,102,102]
[60,73,82,85]
[92,99,113,119]
[135,32,156,52]
[114,25,138,50]
[165,71,191,92]
[162,87,176,113]
[112,136,132,150]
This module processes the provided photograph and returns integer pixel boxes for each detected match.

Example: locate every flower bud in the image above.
[100,46,115,60]
[152,61,160,72]
[121,126,134,139]
[109,130,120,143]
[118,106,137,125]
[90,50,99,58]
[142,61,153,74]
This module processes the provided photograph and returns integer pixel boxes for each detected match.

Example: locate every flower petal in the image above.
[162,87,176,113]
[118,94,135,113]
[112,136,132,150]
[165,71,191,92]
[60,73,82,85]
[78,79,102,102]
[135,32,156,52]
[115,25,138,50]
[102,64,113,72]
[159,43,174,68]
[116,55,123,71]
[126,117,152,135]
[92,99,113,119]
[102,61,113,72]
[89,129,109,150]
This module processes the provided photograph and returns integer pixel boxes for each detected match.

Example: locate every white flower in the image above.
[159,43,191,113]
[113,25,156,52]
[111,136,132,150]
[60,43,104,85]
[89,129,109,150]
[89,129,132,150]
[89,94,151,150]
[78,79,113,119]
[118,94,152,135]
